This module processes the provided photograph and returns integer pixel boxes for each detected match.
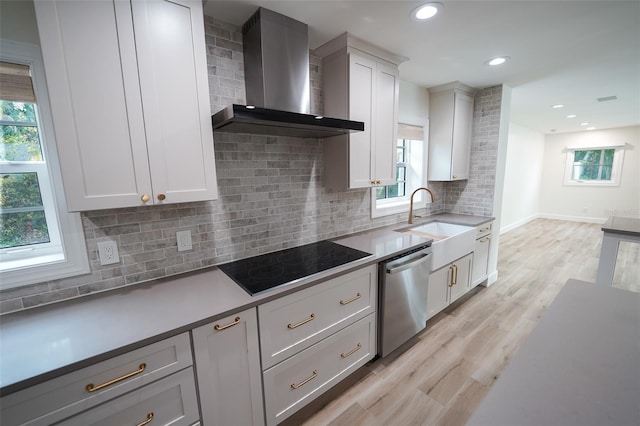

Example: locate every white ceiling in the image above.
[203,0,640,135]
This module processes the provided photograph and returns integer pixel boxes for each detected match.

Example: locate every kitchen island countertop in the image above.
[0,212,492,394]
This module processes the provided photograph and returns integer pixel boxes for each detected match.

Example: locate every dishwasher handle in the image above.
[386,252,431,275]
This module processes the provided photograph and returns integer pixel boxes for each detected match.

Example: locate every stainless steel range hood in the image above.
[211,8,363,138]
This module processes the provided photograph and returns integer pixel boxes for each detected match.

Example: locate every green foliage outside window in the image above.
[572,149,614,181]
[1,100,43,161]
[1,100,49,249]
[0,173,50,248]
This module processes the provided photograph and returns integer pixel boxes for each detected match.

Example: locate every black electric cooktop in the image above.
[218,240,372,296]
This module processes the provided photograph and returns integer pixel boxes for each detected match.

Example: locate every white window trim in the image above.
[563,145,625,187]
[0,40,89,290]
[371,123,428,218]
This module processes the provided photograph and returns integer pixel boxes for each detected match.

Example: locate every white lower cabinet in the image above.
[471,222,493,287]
[262,314,376,425]
[56,368,199,426]
[258,265,378,425]
[427,253,473,320]
[191,308,265,426]
[0,333,193,426]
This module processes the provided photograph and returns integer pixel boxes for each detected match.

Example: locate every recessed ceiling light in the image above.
[411,2,443,20]
[486,56,510,66]
[246,105,256,109]
[587,127,596,130]
[566,114,577,118]
[314,116,324,119]
[580,122,589,126]
[551,104,564,109]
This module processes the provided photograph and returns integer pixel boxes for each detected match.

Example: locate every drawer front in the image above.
[263,314,376,425]
[476,222,493,238]
[58,367,199,426]
[1,333,192,426]
[258,265,377,369]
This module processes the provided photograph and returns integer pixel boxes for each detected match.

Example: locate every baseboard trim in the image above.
[537,213,607,224]
[500,215,537,235]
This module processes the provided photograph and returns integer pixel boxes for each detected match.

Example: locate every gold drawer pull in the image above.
[341,343,362,358]
[448,266,455,287]
[479,227,490,233]
[86,363,146,393]
[340,292,361,305]
[214,316,240,331]
[479,237,491,243]
[287,313,315,329]
[136,412,154,426]
[291,370,318,389]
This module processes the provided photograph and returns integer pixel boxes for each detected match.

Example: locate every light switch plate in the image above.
[98,241,120,265]
[176,230,192,251]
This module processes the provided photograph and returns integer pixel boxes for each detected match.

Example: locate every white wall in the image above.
[398,79,429,126]
[539,126,640,221]
[500,122,545,232]
[0,0,39,45]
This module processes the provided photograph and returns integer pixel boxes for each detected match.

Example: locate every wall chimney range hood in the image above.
[211,8,364,139]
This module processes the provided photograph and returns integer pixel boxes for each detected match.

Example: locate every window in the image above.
[371,123,427,218]
[0,41,88,290]
[564,146,625,186]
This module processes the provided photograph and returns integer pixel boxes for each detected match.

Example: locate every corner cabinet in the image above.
[316,33,406,191]
[426,252,472,320]
[34,0,218,211]
[428,82,475,181]
[192,308,265,426]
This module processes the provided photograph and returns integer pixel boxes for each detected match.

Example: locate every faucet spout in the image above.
[408,187,435,224]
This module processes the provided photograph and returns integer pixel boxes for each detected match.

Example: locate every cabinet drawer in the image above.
[258,265,377,369]
[58,367,198,426]
[263,314,376,425]
[476,222,493,238]
[1,333,192,426]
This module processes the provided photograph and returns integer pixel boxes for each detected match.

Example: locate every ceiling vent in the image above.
[597,95,618,102]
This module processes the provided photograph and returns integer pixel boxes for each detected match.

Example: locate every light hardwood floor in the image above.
[292,218,639,426]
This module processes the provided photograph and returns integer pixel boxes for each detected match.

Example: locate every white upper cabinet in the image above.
[34,0,217,211]
[428,82,475,181]
[317,33,406,191]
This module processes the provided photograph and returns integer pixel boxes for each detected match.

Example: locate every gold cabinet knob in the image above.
[371,180,376,185]
[377,180,382,184]
[141,194,150,202]
[157,193,166,201]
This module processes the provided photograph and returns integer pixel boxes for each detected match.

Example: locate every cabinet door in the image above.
[451,92,473,180]
[34,0,153,211]
[348,53,375,188]
[427,265,451,319]
[192,308,265,426]
[132,0,218,204]
[373,62,399,186]
[449,253,472,304]
[472,235,491,287]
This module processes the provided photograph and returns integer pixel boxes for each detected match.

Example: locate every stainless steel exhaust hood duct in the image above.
[212,8,363,138]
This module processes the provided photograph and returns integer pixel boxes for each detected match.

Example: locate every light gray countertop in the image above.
[0,212,492,394]
[467,279,640,426]
[602,215,640,237]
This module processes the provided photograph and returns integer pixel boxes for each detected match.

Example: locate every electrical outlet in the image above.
[176,230,192,252]
[98,241,120,265]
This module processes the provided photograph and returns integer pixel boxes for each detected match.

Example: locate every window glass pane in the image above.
[397,166,406,181]
[0,172,50,248]
[388,183,399,198]
[375,186,386,200]
[397,182,406,197]
[572,149,615,181]
[0,100,43,161]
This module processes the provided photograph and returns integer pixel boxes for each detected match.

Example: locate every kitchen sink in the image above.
[396,221,475,271]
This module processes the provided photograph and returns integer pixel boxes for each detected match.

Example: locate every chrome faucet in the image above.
[408,187,435,224]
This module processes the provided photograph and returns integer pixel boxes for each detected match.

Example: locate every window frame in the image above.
[0,40,89,290]
[563,145,625,187]
[371,123,428,218]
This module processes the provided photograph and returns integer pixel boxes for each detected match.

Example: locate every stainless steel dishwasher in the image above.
[378,243,432,357]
